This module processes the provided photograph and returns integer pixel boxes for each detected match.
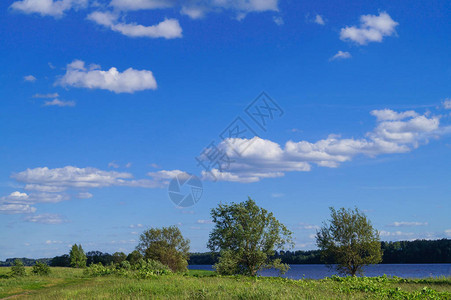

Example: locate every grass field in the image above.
[0,267,450,299]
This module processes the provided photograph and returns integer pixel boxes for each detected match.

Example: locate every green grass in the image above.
[0,267,450,299]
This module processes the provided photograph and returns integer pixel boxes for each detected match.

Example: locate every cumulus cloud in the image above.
[10,0,87,17]
[56,60,158,93]
[1,166,185,217]
[24,75,37,82]
[388,221,428,227]
[329,51,351,61]
[202,109,448,183]
[25,213,66,224]
[43,99,76,107]
[340,12,398,45]
[87,11,182,39]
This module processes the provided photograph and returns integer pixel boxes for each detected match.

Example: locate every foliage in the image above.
[135,259,172,278]
[32,261,51,275]
[86,251,114,266]
[208,197,293,276]
[9,259,26,277]
[137,226,190,272]
[126,250,143,265]
[70,244,87,268]
[381,239,451,263]
[50,254,71,267]
[316,207,382,276]
[83,259,172,278]
[112,252,127,264]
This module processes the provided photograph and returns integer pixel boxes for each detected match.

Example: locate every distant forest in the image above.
[1,239,450,267]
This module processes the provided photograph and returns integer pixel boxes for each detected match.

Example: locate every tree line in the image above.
[2,198,450,277]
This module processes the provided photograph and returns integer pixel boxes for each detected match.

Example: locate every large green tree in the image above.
[316,207,382,276]
[137,226,190,272]
[69,244,87,268]
[208,197,293,276]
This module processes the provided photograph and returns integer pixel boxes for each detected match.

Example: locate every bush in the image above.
[10,259,26,277]
[136,259,172,278]
[32,262,51,276]
[84,263,113,277]
[117,260,131,270]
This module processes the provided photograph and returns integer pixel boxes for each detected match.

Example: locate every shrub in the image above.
[84,263,113,277]
[10,259,26,277]
[117,260,131,270]
[32,262,51,276]
[136,259,172,278]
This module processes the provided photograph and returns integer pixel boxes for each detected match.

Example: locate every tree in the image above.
[112,252,127,264]
[32,261,51,275]
[208,197,293,276]
[126,250,143,266]
[10,259,26,277]
[137,226,190,272]
[316,207,382,276]
[69,244,87,268]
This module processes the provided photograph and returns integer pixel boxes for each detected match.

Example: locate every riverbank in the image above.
[1,267,450,299]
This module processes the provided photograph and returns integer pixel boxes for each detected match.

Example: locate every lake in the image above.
[189,264,451,279]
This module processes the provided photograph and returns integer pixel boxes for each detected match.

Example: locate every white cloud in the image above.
[314,14,325,25]
[45,240,63,244]
[0,203,36,214]
[445,229,451,237]
[340,12,398,45]
[43,99,76,107]
[370,109,419,121]
[197,219,213,224]
[129,223,143,228]
[10,0,87,17]
[147,169,191,186]
[77,192,93,199]
[442,99,451,110]
[202,109,448,183]
[56,60,158,93]
[25,213,65,224]
[125,162,132,168]
[33,93,59,98]
[329,51,351,61]
[87,11,182,39]
[110,0,279,19]
[24,75,37,82]
[388,221,428,227]
[109,0,174,11]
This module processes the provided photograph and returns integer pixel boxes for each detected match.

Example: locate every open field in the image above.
[0,267,450,299]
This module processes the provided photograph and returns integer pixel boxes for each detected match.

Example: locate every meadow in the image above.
[0,267,450,299]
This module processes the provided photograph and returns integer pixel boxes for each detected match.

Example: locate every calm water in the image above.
[189,264,451,279]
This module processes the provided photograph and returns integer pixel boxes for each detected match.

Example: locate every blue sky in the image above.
[0,0,450,260]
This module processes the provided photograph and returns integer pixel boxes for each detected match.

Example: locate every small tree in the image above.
[208,197,293,276]
[32,261,51,275]
[316,207,382,276]
[137,226,190,272]
[10,259,26,277]
[70,244,87,268]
